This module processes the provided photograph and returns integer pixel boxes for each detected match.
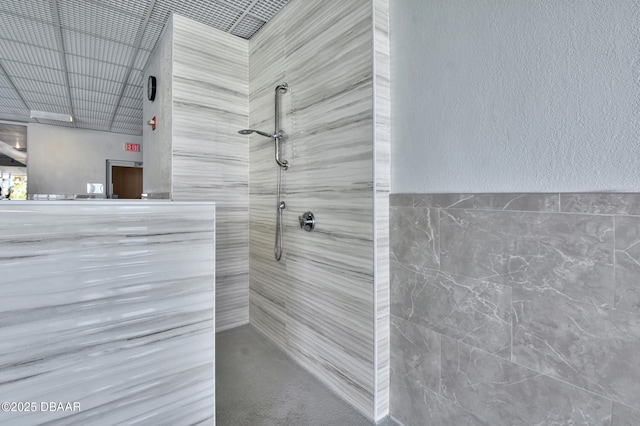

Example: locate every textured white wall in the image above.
[391,0,639,193]
[27,124,142,195]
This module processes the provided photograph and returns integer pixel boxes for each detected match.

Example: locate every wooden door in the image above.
[112,166,142,199]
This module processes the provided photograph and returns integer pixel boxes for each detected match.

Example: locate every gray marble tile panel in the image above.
[440,209,615,307]
[413,193,474,209]
[389,194,413,206]
[561,193,640,215]
[390,206,439,271]
[612,403,640,426]
[474,193,560,212]
[390,316,440,394]
[0,202,215,425]
[614,216,640,313]
[391,384,485,426]
[512,289,640,409]
[391,266,511,358]
[441,337,612,425]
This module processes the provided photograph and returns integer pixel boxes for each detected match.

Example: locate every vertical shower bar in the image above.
[274,83,288,261]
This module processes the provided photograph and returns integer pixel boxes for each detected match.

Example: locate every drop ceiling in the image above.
[0,0,288,136]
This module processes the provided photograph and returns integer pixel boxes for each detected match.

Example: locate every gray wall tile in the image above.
[389,193,413,206]
[440,209,615,307]
[441,337,612,425]
[474,193,559,212]
[390,316,440,394]
[391,267,511,358]
[561,193,640,216]
[413,193,473,208]
[390,193,640,423]
[612,403,640,426]
[390,207,439,270]
[391,381,485,426]
[512,289,640,410]
[615,216,640,313]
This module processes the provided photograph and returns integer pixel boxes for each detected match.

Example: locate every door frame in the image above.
[106,159,142,199]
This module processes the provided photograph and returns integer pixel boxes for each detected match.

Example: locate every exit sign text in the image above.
[125,143,140,152]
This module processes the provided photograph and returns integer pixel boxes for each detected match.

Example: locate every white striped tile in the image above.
[248,0,391,420]
[165,15,250,331]
[0,201,215,425]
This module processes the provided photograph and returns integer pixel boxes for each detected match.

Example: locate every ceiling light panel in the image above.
[66,56,129,82]
[87,0,151,21]
[231,15,265,39]
[2,62,66,86]
[127,71,143,87]
[29,103,71,115]
[133,50,151,71]
[71,87,119,106]
[249,0,288,22]
[0,0,54,23]
[0,86,22,100]
[115,106,143,120]
[14,80,67,98]
[58,0,144,45]
[0,13,59,50]
[140,22,165,51]
[74,101,114,115]
[68,73,122,94]
[0,98,26,109]
[0,40,64,69]
[154,0,243,33]
[222,0,254,10]
[120,96,143,110]
[123,84,142,100]
[21,91,69,107]
[63,30,136,66]
[34,118,74,128]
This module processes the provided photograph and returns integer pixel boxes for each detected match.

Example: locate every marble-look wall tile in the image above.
[390,316,440,394]
[512,289,640,410]
[390,207,439,270]
[440,209,615,307]
[391,267,511,358]
[171,15,249,332]
[389,193,413,207]
[0,202,215,425]
[614,216,640,313]
[612,403,640,426]
[441,337,612,425]
[474,193,559,212]
[561,193,640,216]
[391,192,640,425]
[413,193,473,209]
[391,381,484,426]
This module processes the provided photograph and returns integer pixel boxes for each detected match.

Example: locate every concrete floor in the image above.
[216,325,396,426]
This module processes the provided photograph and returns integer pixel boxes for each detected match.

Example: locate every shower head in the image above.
[237,129,285,138]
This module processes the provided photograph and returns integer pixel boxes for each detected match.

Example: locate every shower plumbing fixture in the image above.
[238,82,289,261]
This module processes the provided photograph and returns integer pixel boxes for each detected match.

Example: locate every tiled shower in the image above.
[8,0,636,423]
[140,0,640,423]
[143,0,391,421]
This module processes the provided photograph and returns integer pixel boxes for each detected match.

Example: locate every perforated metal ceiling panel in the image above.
[0,0,289,135]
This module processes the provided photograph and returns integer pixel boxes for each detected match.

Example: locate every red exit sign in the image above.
[125,143,140,152]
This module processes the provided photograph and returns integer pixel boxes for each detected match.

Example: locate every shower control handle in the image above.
[298,212,315,232]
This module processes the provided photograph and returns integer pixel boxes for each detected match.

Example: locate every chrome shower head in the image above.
[237,129,285,138]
